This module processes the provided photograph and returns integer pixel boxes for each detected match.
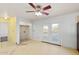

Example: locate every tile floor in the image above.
[0,40,79,55]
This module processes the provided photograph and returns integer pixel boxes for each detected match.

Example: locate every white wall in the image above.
[32,12,79,49]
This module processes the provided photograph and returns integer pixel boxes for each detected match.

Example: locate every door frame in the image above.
[18,23,32,44]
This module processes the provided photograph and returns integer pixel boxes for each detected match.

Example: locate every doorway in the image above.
[20,25,30,43]
[0,17,16,48]
[0,22,8,47]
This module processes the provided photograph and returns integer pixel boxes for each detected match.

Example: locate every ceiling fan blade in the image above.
[43,5,51,10]
[42,12,49,15]
[28,3,36,9]
[26,11,35,12]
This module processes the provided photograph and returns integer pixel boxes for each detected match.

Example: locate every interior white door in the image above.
[20,25,29,42]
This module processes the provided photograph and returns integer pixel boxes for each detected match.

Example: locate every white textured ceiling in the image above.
[0,3,79,21]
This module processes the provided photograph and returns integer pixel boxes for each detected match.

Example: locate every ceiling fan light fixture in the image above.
[28,3,51,16]
[35,12,42,16]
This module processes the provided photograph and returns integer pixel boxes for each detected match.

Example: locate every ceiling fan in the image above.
[26,3,51,16]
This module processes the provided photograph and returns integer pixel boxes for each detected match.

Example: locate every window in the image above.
[52,24,59,32]
[43,25,48,33]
